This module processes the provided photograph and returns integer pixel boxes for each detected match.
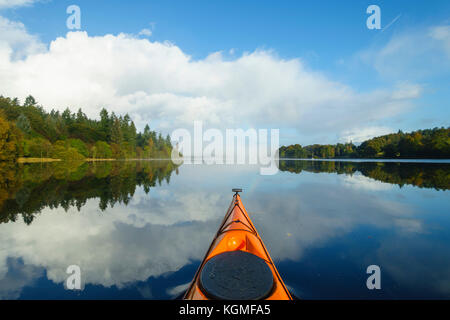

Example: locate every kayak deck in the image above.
[183,190,292,300]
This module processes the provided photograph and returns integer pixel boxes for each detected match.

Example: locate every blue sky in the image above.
[0,0,449,145]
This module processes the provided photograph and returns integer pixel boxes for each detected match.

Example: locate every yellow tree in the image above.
[144,139,154,158]
[0,112,21,161]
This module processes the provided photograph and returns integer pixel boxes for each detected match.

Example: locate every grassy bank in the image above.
[18,157,61,163]
[85,158,116,161]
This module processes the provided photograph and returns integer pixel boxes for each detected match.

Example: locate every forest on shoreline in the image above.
[1,95,449,162]
[280,128,450,159]
[0,95,174,162]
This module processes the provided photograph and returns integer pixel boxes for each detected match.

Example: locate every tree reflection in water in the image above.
[0,160,179,225]
[278,160,450,191]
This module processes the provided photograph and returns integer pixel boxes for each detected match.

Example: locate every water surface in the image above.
[0,160,449,299]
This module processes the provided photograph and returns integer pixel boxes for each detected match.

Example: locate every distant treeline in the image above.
[279,128,450,159]
[0,95,173,161]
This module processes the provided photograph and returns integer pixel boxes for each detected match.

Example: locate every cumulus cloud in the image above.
[0,258,43,299]
[166,282,190,298]
[340,126,393,143]
[0,195,220,289]
[0,16,45,59]
[0,16,423,143]
[342,173,394,191]
[138,28,152,37]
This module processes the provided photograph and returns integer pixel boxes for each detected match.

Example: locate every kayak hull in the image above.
[183,193,292,300]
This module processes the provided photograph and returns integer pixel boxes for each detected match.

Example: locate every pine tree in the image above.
[99,108,110,141]
[16,113,31,134]
[24,95,37,107]
[110,115,123,145]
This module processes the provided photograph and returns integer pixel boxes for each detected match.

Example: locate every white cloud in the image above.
[342,173,394,191]
[340,126,393,143]
[166,282,190,298]
[360,24,450,80]
[0,16,423,143]
[0,259,43,299]
[0,16,45,59]
[430,25,450,56]
[0,0,39,9]
[138,28,152,37]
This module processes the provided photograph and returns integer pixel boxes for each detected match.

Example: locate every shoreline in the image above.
[16,157,174,163]
[278,158,450,163]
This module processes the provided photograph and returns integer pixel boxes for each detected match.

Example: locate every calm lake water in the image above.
[0,160,449,299]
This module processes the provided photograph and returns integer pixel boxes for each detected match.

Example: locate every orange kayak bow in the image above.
[184,189,292,300]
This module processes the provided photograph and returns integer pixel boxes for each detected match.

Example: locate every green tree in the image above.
[26,138,53,158]
[0,94,175,161]
[92,141,113,159]
[16,113,31,134]
[110,115,123,145]
[68,138,89,157]
[99,108,111,141]
[24,95,37,107]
